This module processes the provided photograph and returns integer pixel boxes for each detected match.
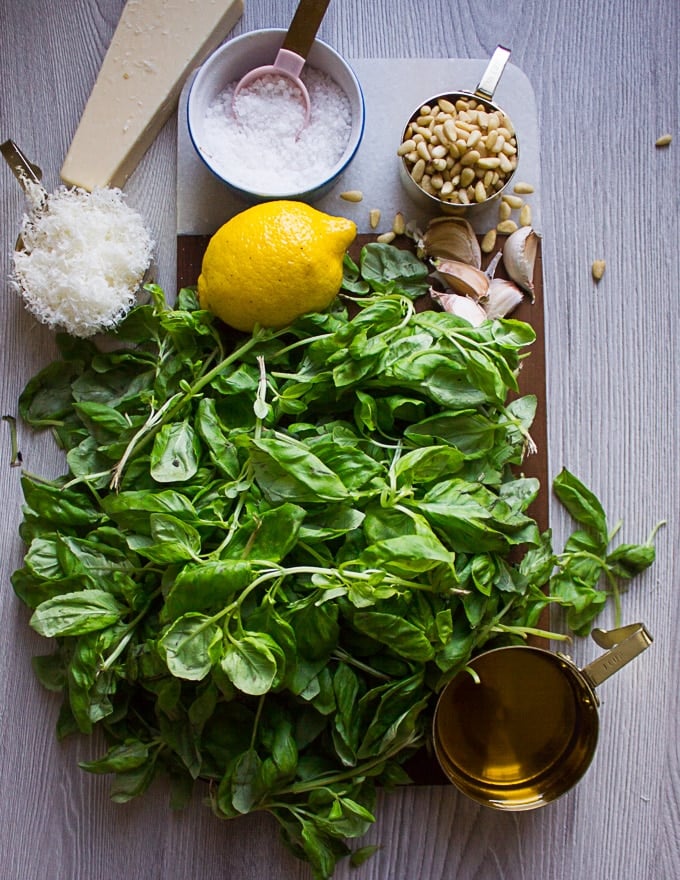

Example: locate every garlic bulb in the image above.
[502,226,540,300]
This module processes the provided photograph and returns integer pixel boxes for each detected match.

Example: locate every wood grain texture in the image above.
[1,1,678,879]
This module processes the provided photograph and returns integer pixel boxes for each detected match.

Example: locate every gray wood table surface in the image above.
[1,1,678,878]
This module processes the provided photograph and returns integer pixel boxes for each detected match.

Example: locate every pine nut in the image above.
[397,139,416,156]
[513,181,535,194]
[519,204,532,227]
[416,141,431,161]
[460,149,481,166]
[497,219,519,234]
[591,260,606,281]
[443,120,458,142]
[499,200,512,221]
[411,158,426,182]
[502,194,524,209]
[460,166,475,187]
[478,156,501,169]
[377,231,396,244]
[340,190,363,202]
[481,228,497,253]
[474,180,487,203]
[369,208,381,229]
[655,133,672,147]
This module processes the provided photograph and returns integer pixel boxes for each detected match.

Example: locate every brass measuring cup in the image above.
[398,45,518,214]
[432,623,652,809]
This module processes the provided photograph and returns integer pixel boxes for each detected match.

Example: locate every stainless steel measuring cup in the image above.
[398,45,518,213]
[432,623,652,809]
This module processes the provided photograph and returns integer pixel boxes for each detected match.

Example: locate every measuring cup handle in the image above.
[581,623,653,689]
[474,45,511,102]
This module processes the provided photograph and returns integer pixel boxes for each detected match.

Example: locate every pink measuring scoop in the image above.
[232,0,332,128]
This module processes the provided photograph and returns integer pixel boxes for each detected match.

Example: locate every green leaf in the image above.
[553,468,608,545]
[79,740,150,774]
[158,613,221,680]
[162,559,252,620]
[231,748,264,813]
[220,634,280,695]
[606,542,656,579]
[131,513,202,563]
[101,489,198,532]
[250,436,348,502]
[352,612,434,662]
[358,534,456,576]
[360,242,429,299]
[109,759,158,803]
[30,590,123,638]
[21,474,101,527]
[151,420,201,483]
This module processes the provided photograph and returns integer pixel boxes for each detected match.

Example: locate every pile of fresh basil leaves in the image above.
[11,244,659,878]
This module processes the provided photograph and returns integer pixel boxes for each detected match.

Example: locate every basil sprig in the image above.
[11,251,660,878]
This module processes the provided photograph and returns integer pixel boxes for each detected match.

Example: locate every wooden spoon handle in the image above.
[281,0,332,60]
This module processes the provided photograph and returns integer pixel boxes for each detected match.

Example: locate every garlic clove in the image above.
[484,278,524,319]
[422,216,482,268]
[430,289,487,326]
[434,258,490,300]
[502,226,540,301]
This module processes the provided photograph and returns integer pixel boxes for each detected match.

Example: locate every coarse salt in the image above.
[201,66,352,194]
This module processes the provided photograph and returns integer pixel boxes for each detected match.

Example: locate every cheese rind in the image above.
[60,0,244,190]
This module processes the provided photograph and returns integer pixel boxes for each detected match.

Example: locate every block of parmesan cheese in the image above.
[61,0,244,190]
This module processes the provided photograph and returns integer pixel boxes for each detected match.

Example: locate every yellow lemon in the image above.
[197,200,357,332]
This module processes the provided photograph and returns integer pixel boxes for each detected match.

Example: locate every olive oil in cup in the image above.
[433,624,652,809]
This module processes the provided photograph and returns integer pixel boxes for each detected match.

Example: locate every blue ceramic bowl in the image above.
[187,28,365,202]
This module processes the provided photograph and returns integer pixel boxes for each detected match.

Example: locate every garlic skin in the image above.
[422,217,482,268]
[430,289,487,326]
[434,258,490,300]
[484,278,524,319]
[502,226,540,300]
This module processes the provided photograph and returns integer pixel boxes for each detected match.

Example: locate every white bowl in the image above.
[187,28,365,202]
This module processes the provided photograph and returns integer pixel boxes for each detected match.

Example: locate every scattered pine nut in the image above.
[499,200,512,222]
[369,208,381,229]
[502,194,524,210]
[376,231,396,244]
[519,204,532,227]
[392,212,406,235]
[655,133,673,147]
[592,260,606,281]
[497,219,518,234]
[340,190,363,202]
[481,228,497,253]
[513,181,535,194]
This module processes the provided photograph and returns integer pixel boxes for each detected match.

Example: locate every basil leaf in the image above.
[352,612,434,662]
[30,590,123,638]
[158,613,221,680]
[553,468,608,546]
[162,559,253,620]
[150,420,201,483]
[250,436,348,502]
[79,741,150,774]
[220,634,280,695]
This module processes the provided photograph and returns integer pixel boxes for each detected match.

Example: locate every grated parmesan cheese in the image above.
[11,185,153,338]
